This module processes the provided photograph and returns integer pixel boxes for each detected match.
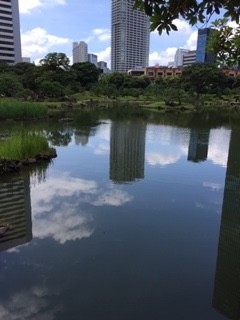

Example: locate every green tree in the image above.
[99,72,126,90]
[133,0,239,35]
[180,63,231,97]
[40,52,70,71]
[36,80,66,98]
[11,62,39,91]
[71,62,100,89]
[0,73,23,97]
[0,61,11,74]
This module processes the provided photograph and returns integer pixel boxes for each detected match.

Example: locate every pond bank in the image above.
[0,148,57,175]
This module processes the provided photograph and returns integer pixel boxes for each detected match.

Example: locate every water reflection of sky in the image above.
[31,173,133,244]
[0,120,232,320]
[145,125,230,168]
[0,286,62,320]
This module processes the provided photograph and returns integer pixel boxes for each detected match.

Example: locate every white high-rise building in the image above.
[174,48,190,67]
[111,0,150,72]
[72,41,88,64]
[0,0,22,64]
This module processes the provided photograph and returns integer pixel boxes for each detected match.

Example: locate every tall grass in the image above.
[0,100,48,119]
[0,131,50,160]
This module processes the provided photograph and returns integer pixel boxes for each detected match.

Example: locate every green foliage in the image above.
[40,52,70,71]
[37,80,66,98]
[133,0,239,35]
[0,73,23,97]
[98,73,151,97]
[162,88,187,106]
[180,63,231,96]
[70,62,100,89]
[208,18,240,67]
[0,131,50,160]
[0,100,48,119]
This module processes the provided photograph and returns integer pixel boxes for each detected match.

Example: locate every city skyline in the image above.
[18,0,201,67]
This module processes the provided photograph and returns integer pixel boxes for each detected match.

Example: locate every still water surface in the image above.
[0,112,238,319]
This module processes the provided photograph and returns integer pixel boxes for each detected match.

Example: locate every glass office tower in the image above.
[196,28,216,63]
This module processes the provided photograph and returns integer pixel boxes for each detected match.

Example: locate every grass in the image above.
[0,99,48,119]
[0,131,50,160]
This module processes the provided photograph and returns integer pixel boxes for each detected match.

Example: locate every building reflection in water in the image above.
[110,120,146,184]
[213,128,240,319]
[187,129,210,162]
[0,176,32,251]
[74,127,96,146]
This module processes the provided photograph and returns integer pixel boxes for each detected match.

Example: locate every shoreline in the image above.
[0,148,57,175]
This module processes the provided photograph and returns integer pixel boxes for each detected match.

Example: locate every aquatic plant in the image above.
[0,100,48,119]
[0,131,50,160]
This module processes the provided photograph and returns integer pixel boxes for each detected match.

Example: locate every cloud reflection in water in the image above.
[0,286,61,320]
[31,173,132,244]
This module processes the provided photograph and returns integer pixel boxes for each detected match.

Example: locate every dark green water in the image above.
[0,111,239,319]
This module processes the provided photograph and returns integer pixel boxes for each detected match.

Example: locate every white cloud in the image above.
[94,143,110,155]
[92,189,133,206]
[31,173,132,244]
[185,30,198,50]
[203,182,223,191]
[95,46,111,66]
[33,204,94,244]
[208,128,231,168]
[93,29,111,42]
[83,29,110,44]
[21,28,70,60]
[149,27,197,66]
[172,19,192,34]
[149,47,177,66]
[146,151,182,166]
[19,0,67,14]
[0,286,61,320]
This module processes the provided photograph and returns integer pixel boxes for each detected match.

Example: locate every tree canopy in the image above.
[180,63,232,96]
[133,0,240,35]
[39,52,70,71]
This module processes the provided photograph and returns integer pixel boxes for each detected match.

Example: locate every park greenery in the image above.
[0,52,239,118]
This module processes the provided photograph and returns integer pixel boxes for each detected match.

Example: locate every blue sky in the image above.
[19,0,199,67]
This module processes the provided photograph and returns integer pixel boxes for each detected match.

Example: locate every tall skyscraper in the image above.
[111,0,150,72]
[72,41,88,64]
[0,0,22,64]
[196,28,216,63]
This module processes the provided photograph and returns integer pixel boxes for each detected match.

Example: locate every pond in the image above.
[0,110,238,320]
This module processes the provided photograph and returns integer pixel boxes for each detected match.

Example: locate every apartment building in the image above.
[0,0,22,64]
[111,0,150,72]
[72,41,88,64]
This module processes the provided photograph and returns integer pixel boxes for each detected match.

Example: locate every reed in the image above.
[0,100,48,119]
[0,131,50,160]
